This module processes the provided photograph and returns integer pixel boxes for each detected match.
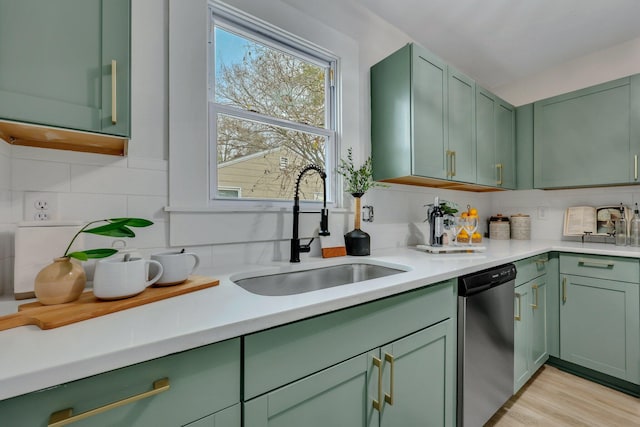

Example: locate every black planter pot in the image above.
[344,228,370,256]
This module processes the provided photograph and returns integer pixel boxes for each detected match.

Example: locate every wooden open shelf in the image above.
[0,120,128,156]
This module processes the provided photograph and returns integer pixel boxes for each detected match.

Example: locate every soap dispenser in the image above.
[630,203,640,247]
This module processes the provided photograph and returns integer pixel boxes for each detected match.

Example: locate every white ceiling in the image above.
[354,0,640,89]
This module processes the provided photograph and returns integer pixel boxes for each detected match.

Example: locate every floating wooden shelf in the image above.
[0,120,128,156]
[380,176,507,192]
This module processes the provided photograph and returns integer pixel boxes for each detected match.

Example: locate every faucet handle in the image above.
[319,208,330,236]
[300,238,315,253]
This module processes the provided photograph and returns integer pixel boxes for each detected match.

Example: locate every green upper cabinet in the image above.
[0,0,130,137]
[476,88,516,189]
[371,43,448,182]
[515,104,534,190]
[534,76,640,189]
[371,43,515,190]
[447,68,476,184]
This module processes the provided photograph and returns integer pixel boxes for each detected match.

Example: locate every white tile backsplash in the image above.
[59,193,128,221]
[0,152,9,191]
[127,195,169,222]
[70,164,167,196]
[11,159,70,192]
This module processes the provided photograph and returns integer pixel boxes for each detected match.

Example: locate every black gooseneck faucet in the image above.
[290,164,330,263]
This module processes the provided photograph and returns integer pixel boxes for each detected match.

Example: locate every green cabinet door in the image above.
[243,352,376,427]
[514,275,549,393]
[534,78,633,188]
[515,104,534,190]
[530,277,548,373]
[476,87,516,188]
[476,88,497,186]
[514,283,531,392]
[379,320,455,427]
[560,274,640,383]
[0,0,130,137]
[447,69,476,183]
[496,99,516,189]
[412,45,448,179]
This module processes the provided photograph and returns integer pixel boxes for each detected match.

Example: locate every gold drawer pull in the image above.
[535,258,547,266]
[48,378,170,427]
[515,292,522,321]
[531,284,539,309]
[384,353,394,405]
[111,60,117,124]
[372,357,382,411]
[578,259,614,268]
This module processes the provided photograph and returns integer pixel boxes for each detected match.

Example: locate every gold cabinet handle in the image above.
[531,284,539,309]
[111,60,117,125]
[535,258,547,266]
[48,378,169,427]
[496,163,503,185]
[451,151,456,177]
[384,353,394,405]
[445,150,452,177]
[578,259,614,268]
[372,357,382,411]
[562,277,567,303]
[514,292,521,321]
[635,154,638,181]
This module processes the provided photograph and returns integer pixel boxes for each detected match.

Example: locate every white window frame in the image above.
[208,3,338,208]
[167,0,359,246]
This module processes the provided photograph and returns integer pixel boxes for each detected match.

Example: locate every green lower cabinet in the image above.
[186,404,241,427]
[560,274,640,383]
[0,339,241,427]
[243,320,455,427]
[379,320,455,427]
[514,276,549,393]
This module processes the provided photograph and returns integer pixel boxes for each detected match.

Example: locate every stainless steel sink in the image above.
[232,263,407,296]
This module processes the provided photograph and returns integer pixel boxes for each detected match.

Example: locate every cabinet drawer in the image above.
[244,280,456,400]
[560,254,639,283]
[515,253,548,286]
[0,338,240,427]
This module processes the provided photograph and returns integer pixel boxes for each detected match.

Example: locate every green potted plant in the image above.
[34,218,153,305]
[336,148,385,255]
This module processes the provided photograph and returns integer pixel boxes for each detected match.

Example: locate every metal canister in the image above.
[510,214,531,240]
[489,215,510,240]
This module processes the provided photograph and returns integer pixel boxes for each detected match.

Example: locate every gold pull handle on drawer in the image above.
[372,357,382,411]
[384,353,394,405]
[111,60,117,125]
[578,259,614,268]
[531,284,538,309]
[48,378,170,427]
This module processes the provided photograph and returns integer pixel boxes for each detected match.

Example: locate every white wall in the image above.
[494,36,640,106]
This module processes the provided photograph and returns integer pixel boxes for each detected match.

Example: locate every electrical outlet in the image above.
[24,192,59,221]
[537,206,547,220]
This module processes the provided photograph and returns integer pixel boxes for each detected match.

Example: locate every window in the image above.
[209,6,337,204]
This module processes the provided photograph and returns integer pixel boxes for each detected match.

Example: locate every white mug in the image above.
[151,251,200,286]
[93,257,163,300]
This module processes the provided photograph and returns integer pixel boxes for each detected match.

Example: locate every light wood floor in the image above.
[486,366,640,426]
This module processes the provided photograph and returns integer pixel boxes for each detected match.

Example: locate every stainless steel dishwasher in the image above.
[457,263,516,427]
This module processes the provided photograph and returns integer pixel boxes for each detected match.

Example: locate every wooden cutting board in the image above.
[0,275,219,331]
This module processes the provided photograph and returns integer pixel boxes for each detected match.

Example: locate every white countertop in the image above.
[2,238,640,401]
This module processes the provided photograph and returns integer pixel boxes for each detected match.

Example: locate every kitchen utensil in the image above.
[93,257,163,300]
[151,251,201,286]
